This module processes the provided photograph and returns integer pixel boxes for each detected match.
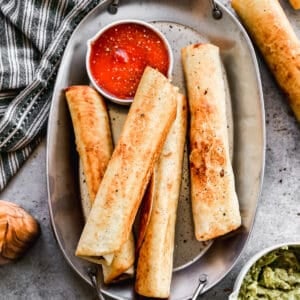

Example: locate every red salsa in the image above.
[89,22,170,99]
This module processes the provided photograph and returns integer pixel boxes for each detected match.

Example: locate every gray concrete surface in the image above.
[0,0,299,299]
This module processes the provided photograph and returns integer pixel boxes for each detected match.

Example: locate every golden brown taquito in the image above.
[182,43,241,242]
[79,165,135,283]
[66,85,134,283]
[289,0,300,9]
[135,93,187,298]
[65,85,113,203]
[232,0,300,120]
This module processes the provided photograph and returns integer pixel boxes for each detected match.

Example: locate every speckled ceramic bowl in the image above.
[229,242,300,300]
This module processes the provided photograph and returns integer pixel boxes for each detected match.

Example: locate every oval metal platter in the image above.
[47,0,265,299]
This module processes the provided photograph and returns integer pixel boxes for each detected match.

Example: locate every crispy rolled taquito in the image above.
[232,0,300,120]
[289,0,300,9]
[135,93,187,298]
[182,44,241,241]
[65,85,113,204]
[79,164,135,283]
[65,86,134,283]
[76,67,177,258]
[66,85,114,265]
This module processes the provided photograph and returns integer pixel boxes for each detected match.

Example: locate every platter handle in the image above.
[191,274,208,300]
[88,267,106,300]
[107,0,223,20]
[210,0,223,19]
[108,0,119,14]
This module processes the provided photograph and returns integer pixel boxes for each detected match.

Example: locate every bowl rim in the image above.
[229,241,300,299]
[86,19,174,105]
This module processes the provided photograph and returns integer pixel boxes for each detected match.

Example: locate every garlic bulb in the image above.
[0,200,40,264]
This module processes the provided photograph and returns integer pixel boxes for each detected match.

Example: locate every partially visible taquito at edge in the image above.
[65,86,134,284]
[135,93,187,298]
[182,44,241,242]
[76,67,178,259]
[289,0,300,9]
[232,0,300,120]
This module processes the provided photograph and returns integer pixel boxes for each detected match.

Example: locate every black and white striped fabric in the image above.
[0,0,103,190]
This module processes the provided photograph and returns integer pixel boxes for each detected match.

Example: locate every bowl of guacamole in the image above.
[229,243,300,300]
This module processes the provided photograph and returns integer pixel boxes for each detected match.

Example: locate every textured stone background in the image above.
[0,0,299,299]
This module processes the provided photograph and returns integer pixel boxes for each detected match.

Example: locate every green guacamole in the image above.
[238,246,300,300]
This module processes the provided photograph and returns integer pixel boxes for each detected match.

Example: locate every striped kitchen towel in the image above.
[0,0,105,191]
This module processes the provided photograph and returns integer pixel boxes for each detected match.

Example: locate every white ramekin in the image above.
[86,19,174,105]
